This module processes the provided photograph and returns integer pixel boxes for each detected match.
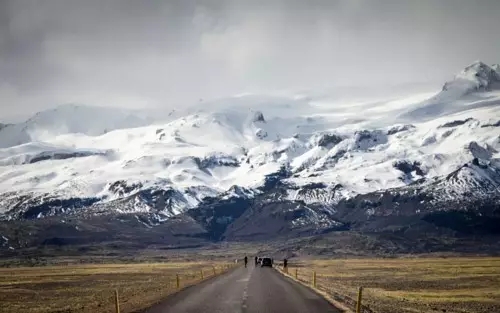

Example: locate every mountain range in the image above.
[1,61,499,256]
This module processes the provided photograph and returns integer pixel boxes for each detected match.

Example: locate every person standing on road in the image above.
[254,256,258,265]
[244,256,248,268]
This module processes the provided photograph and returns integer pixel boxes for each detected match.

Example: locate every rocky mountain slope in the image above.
[0,61,499,254]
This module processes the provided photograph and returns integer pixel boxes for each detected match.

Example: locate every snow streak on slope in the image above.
[0,61,499,217]
[400,61,500,122]
[0,104,172,149]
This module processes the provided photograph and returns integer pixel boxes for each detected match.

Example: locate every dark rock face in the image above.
[481,120,500,128]
[467,141,495,160]
[353,130,388,150]
[387,124,415,135]
[393,160,425,176]
[136,188,183,210]
[5,196,101,220]
[108,180,143,197]
[194,154,240,169]
[252,111,266,123]
[260,166,291,192]
[356,130,374,141]
[255,128,268,139]
[29,151,106,164]
[438,118,474,128]
[317,133,343,148]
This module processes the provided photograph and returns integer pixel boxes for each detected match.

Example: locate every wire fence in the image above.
[276,262,375,313]
[0,261,242,313]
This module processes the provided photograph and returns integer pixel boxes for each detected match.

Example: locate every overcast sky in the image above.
[1,0,500,120]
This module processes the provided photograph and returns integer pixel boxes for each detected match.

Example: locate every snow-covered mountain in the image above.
[399,61,500,122]
[0,62,499,229]
[0,104,174,149]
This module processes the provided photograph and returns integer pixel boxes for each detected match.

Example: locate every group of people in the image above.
[242,256,288,268]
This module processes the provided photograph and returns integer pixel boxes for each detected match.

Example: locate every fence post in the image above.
[312,271,317,288]
[295,268,298,279]
[176,274,180,289]
[201,270,204,280]
[114,289,120,313]
[356,286,363,313]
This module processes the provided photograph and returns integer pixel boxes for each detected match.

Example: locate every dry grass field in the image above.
[285,257,500,313]
[0,261,234,313]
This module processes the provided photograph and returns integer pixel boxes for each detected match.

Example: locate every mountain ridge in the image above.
[0,61,499,254]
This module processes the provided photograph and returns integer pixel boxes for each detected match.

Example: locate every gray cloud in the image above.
[1,0,500,120]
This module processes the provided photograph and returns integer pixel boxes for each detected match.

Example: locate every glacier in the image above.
[0,61,499,221]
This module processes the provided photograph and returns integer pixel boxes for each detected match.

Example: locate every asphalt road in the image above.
[144,264,342,313]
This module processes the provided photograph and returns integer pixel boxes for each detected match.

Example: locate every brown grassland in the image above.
[286,257,500,313]
[2,256,499,313]
[0,261,234,313]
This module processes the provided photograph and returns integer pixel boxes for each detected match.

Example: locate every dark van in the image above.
[261,257,273,267]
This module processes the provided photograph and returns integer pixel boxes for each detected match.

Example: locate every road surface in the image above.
[144,264,342,313]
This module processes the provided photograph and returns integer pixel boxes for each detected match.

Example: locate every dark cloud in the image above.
[1,0,500,120]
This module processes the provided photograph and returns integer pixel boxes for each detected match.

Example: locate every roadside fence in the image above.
[276,262,374,313]
[113,263,237,313]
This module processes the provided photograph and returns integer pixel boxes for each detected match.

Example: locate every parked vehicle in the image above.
[261,257,273,267]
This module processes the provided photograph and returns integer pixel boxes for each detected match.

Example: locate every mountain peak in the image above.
[458,61,499,87]
[464,60,488,69]
[440,61,500,96]
[462,60,499,76]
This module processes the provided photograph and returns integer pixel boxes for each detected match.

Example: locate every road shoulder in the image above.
[273,267,351,313]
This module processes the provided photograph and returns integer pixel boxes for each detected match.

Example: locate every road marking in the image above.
[241,267,253,313]
[242,288,248,309]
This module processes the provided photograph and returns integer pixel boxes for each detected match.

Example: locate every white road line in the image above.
[241,267,253,313]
